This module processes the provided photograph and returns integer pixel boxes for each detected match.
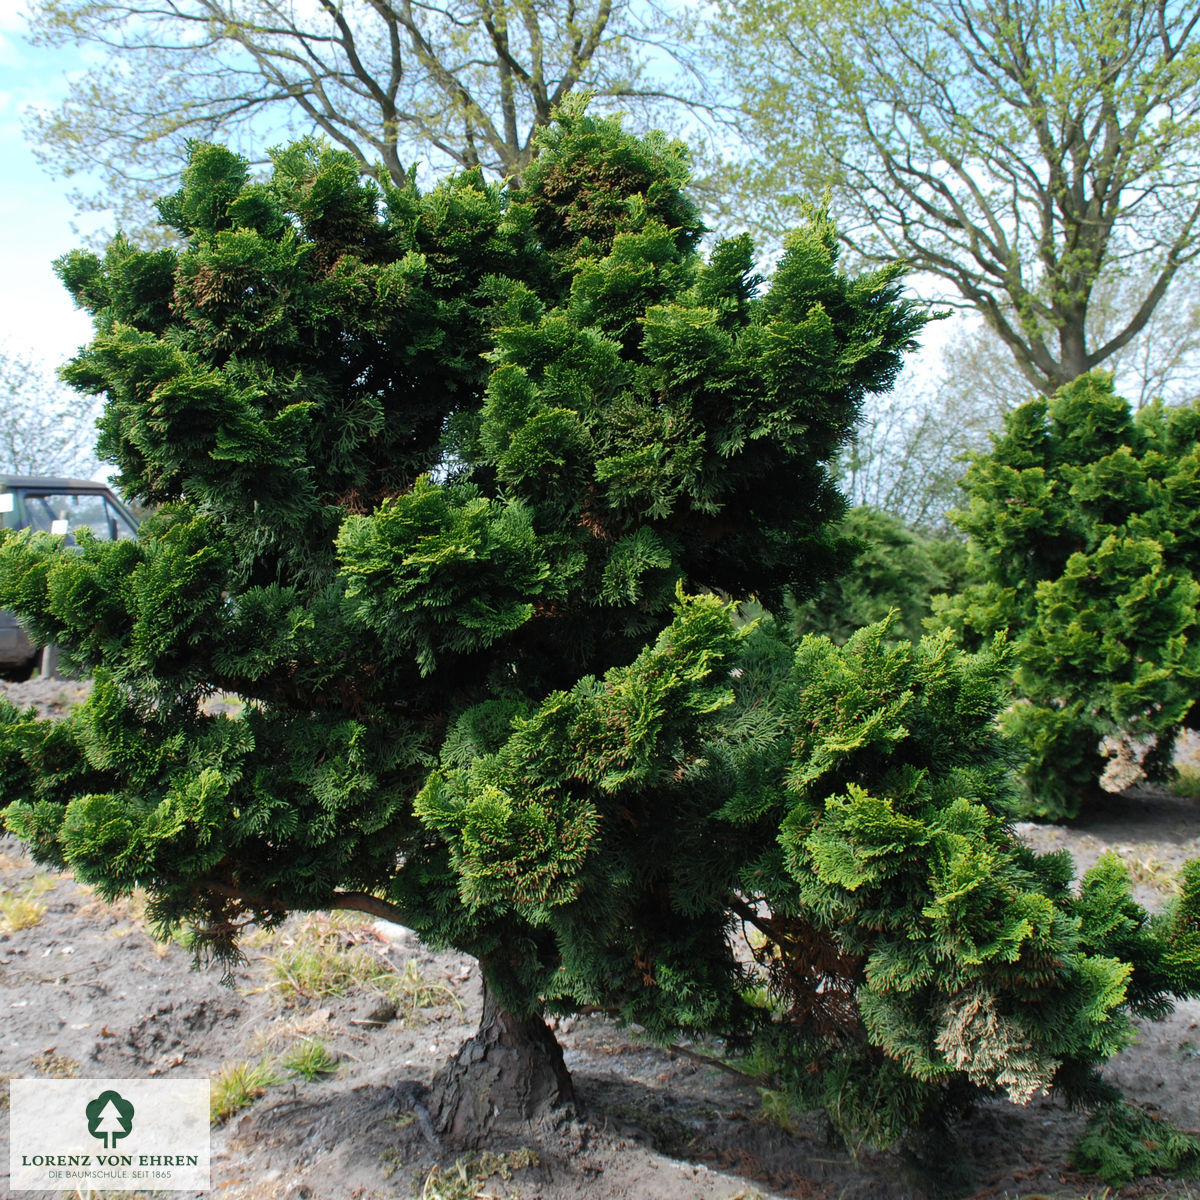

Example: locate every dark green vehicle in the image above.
[0,475,139,677]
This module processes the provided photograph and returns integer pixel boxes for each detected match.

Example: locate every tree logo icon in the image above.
[85,1090,135,1148]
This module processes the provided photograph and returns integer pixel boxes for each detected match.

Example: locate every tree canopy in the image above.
[713,0,1200,397]
[6,109,1200,1157]
[0,108,915,1128]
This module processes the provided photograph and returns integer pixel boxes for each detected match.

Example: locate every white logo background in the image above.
[9,1077,210,1192]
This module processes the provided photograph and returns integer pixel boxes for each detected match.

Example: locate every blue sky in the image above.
[0,9,95,372]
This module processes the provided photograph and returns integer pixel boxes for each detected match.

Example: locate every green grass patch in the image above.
[1172,763,1200,801]
[210,1058,281,1125]
[264,918,459,1019]
[268,938,396,1002]
[281,1039,339,1081]
[755,1086,801,1135]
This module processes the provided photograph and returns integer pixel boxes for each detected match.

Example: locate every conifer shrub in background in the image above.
[937,372,1200,818]
[786,506,968,645]
[2,109,1200,1164]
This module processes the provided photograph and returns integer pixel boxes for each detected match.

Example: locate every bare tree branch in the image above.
[712,0,1200,395]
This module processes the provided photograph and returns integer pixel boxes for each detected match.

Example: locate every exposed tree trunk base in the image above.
[430,983,576,1147]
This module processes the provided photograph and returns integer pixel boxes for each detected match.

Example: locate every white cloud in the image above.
[0,8,26,34]
[0,3,32,66]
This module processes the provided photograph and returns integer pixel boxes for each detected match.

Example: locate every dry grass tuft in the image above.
[261,915,459,1019]
[32,1050,80,1078]
[399,1149,540,1198]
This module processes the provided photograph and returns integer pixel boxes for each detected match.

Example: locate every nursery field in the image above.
[3,678,1200,1200]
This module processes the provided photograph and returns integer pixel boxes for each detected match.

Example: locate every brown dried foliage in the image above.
[743,905,863,1040]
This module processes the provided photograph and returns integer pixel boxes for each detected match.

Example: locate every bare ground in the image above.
[2,678,1200,1200]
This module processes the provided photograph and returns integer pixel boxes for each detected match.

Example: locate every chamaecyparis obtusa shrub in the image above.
[695,615,1200,1148]
[0,100,921,1137]
[937,371,1200,818]
[424,603,1200,1148]
[1,108,1198,1159]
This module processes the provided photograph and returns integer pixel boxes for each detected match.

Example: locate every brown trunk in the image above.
[430,981,575,1146]
[1058,318,1090,387]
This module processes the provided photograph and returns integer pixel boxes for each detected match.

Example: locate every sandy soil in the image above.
[3,679,1200,1200]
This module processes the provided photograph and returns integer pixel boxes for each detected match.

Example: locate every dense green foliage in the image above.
[713,620,1200,1146]
[787,507,968,645]
[3,114,1200,1159]
[938,372,1200,817]
[1073,1100,1200,1186]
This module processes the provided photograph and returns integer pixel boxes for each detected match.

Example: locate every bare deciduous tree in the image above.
[845,268,1200,532]
[713,0,1200,396]
[26,0,710,236]
[0,349,100,479]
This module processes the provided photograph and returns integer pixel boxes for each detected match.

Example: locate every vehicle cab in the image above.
[0,475,139,675]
